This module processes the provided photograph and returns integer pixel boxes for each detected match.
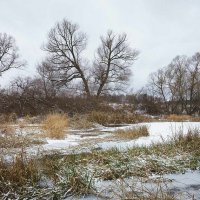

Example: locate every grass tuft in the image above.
[115,125,149,140]
[70,114,94,129]
[42,113,68,139]
[58,165,95,197]
[171,128,200,156]
[0,152,41,193]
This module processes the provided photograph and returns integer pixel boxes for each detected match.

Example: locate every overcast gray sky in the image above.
[0,0,200,90]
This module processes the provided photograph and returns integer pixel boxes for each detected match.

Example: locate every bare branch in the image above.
[42,19,90,97]
[93,30,139,97]
[0,33,26,75]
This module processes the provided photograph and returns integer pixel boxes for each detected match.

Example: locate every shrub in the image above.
[115,125,149,140]
[42,113,68,139]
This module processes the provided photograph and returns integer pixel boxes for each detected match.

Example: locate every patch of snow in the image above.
[39,135,81,152]
[163,171,200,199]
[5,122,200,154]
[65,171,200,200]
[95,122,200,150]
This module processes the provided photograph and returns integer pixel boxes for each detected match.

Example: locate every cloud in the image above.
[0,0,200,90]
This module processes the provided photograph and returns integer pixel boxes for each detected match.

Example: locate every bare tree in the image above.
[42,19,91,97]
[147,53,200,115]
[148,68,169,112]
[93,31,139,98]
[42,20,139,99]
[166,56,188,113]
[37,60,58,99]
[186,53,200,114]
[0,33,25,75]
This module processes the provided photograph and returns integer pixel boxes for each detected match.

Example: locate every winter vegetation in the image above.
[115,125,149,140]
[0,17,200,199]
[42,113,69,139]
[1,121,200,199]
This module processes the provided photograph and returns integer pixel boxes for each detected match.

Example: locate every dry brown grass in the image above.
[87,111,148,125]
[111,178,177,200]
[0,123,44,148]
[0,135,42,149]
[69,114,94,129]
[0,151,96,198]
[166,114,192,122]
[0,154,40,189]
[0,113,17,124]
[0,123,15,135]
[115,125,149,140]
[42,113,68,139]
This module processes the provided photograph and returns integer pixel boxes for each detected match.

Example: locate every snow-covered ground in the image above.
[164,171,200,199]
[1,121,200,199]
[2,121,200,162]
[34,122,200,152]
[65,171,200,200]
[96,122,200,150]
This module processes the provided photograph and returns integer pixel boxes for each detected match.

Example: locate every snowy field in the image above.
[43,122,200,199]
[30,121,200,153]
[1,121,200,199]
[64,171,200,200]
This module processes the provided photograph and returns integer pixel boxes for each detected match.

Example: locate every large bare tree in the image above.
[93,31,139,97]
[42,19,139,98]
[0,33,25,75]
[42,19,91,97]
